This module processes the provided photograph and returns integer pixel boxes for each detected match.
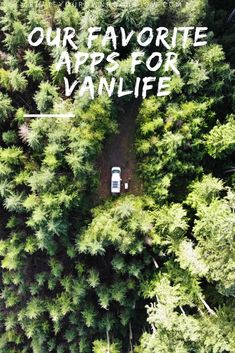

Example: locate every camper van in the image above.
[111,167,121,194]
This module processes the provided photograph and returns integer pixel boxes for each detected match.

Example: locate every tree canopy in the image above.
[0,0,235,352]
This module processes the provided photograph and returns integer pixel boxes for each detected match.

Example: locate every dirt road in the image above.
[95,98,143,201]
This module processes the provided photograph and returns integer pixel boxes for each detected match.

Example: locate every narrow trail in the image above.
[95,98,143,201]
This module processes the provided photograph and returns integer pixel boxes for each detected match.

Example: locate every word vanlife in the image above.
[64,76,171,99]
[28,26,208,98]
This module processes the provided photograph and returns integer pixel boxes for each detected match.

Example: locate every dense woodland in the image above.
[0,0,235,352]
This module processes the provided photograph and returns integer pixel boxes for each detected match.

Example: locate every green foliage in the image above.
[78,196,153,255]
[2,130,18,145]
[34,82,59,113]
[186,174,224,209]
[206,115,235,158]
[187,176,235,295]
[25,62,44,81]
[4,21,27,52]
[136,98,214,201]
[55,2,81,28]
[137,275,235,353]
[0,68,28,91]
[108,0,165,30]
[10,69,28,91]
[93,339,121,353]
[0,93,13,121]
[0,1,235,352]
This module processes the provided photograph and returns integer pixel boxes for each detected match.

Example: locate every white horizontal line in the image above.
[24,113,75,118]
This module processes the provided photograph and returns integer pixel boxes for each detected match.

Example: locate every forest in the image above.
[0,0,235,352]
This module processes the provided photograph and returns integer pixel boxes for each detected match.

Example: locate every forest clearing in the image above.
[96,99,142,201]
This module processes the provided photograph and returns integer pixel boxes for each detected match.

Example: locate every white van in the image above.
[111,167,121,194]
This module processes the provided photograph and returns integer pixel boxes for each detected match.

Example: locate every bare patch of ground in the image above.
[95,98,143,201]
